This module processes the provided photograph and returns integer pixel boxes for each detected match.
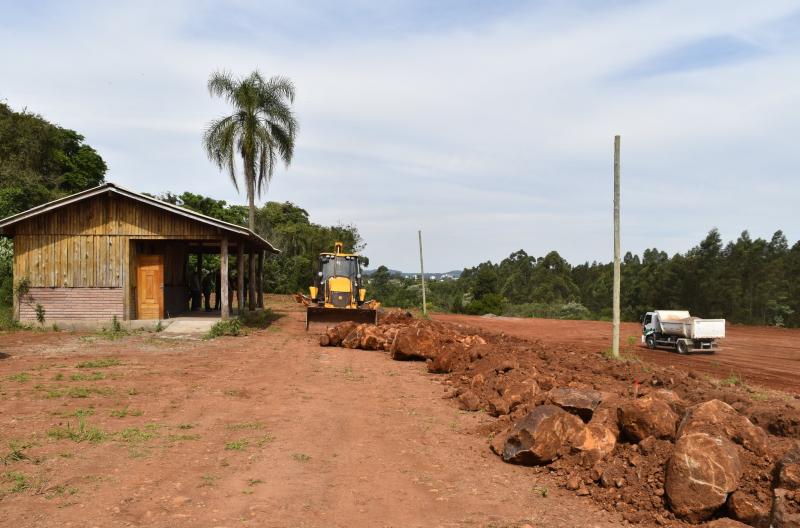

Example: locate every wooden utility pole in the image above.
[418,230,427,316]
[612,135,621,359]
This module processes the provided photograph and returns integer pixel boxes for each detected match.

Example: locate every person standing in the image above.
[214,269,222,310]
[190,269,201,311]
[201,270,213,312]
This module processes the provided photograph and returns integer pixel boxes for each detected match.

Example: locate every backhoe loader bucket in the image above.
[305,306,378,330]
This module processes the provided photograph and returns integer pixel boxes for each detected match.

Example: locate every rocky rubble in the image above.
[320,310,800,527]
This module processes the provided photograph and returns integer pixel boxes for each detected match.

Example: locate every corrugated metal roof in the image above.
[0,182,280,253]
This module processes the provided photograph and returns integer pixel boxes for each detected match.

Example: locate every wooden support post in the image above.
[612,135,621,359]
[220,237,229,320]
[257,250,264,308]
[237,243,244,315]
[418,230,427,316]
[248,247,256,311]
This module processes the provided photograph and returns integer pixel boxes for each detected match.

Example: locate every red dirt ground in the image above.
[433,315,800,394]
[0,296,627,528]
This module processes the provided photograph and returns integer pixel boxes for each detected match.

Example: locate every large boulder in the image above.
[618,395,678,442]
[390,324,440,361]
[548,387,603,422]
[501,405,585,466]
[678,399,768,455]
[359,325,388,350]
[665,433,743,522]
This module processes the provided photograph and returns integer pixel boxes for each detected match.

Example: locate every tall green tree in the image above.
[203,70,298,230]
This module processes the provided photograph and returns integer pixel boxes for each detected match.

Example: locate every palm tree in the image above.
[203,70,298,231]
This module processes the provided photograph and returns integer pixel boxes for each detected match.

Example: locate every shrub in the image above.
[206,318,241,338]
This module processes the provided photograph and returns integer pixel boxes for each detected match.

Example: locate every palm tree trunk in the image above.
[245,160,256,231]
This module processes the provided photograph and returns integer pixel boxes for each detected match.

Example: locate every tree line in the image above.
[368,228,800,327]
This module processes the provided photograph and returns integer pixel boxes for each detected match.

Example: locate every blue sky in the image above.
[2,0,800,271]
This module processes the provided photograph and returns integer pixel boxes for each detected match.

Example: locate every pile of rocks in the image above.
[319,312,800,527]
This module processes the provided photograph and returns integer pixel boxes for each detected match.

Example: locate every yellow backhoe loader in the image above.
[296,242,379,329]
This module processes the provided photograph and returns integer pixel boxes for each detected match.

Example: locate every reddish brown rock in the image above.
[458,390,481,412]
[341,324,367,349]
[651,389,689,415]
[704,519,752,528]
[502,405,585,466]
[618,395,678,442]
[574,423,617,462]
[487,397,511,417]
[776,448,800,490]
[324,321,359,346]
[548,387,603,422]
[771,488,800,528]
[678,399,768,455]
[428,347,458,373]
[503,379,539,409]
[727,490,770,527]
[665,433,742,522]
[358,325,388,350]
[390,324,440,360]
[589,400,621,437]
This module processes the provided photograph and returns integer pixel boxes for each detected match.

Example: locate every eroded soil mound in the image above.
[321,310,800,527]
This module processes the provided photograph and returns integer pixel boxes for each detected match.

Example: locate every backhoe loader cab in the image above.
[304,242,379,329]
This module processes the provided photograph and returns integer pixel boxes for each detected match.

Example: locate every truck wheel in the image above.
[676,340,689,355]
[645,335,656,349]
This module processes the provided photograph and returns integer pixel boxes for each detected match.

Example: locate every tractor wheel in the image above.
[676,340,689,355]
[645,335,656,350]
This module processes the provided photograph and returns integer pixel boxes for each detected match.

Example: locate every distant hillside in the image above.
[363,268,461,279]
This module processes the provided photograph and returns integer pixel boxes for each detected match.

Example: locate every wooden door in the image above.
[137,255,164,320]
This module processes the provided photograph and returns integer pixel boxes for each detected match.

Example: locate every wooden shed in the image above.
[0,182,279,323]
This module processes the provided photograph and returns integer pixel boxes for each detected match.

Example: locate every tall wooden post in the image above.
[237,243,244,315]
[220,237,229,319]
[612,135,621,359]
[418,230,427,316]
[257,250,264,308]
[248,247,256,311]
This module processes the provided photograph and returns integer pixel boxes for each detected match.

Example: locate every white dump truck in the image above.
[641,310,725,354]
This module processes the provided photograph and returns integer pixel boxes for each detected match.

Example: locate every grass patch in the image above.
[206,319,242,339]
[76,358,121,369]
[720,373,745,387]
[1,441,33,465]
[70,371,105,382]
[47,417,107,443]
[110,406,143,418]
[291,453,311,462]
[118,427,155,443]
[226,422,263,431]
[177,423,194,430]
[199,474,219,488]
[7,372,31,383]
[1,471,29,493]
[168,433,201,442]
[256,433,275,446]
[224,439,249,451]
[247,478,264,486]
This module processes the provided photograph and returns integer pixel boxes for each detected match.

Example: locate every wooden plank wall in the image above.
[12,195,222,289]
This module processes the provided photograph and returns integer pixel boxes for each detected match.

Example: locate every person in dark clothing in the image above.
[189,270,201,311]
[201,270,213,312]
[214,269,222,310]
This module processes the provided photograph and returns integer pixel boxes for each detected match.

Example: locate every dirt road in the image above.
[0,298,623,528]
[434,315,800,393]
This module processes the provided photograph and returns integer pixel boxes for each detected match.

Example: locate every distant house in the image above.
[0,183,278,323]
